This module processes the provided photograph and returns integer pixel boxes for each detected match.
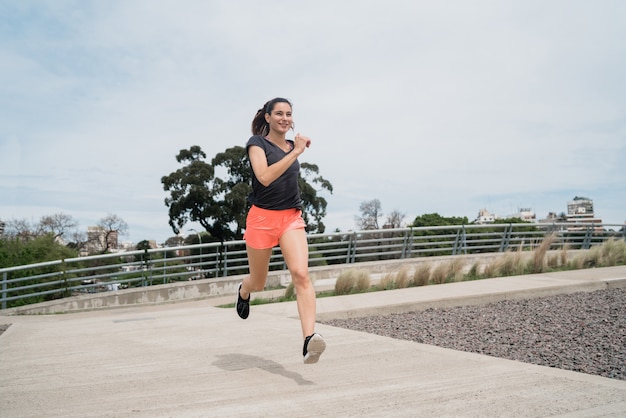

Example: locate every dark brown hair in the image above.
[251,97,292,136]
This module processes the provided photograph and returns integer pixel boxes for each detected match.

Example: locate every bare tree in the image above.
[67,230,88,253]
[5,218,35,240]
[90,214,128,253]
[355,199,382,230]
[384,209,406,229]
[37,213,78,240]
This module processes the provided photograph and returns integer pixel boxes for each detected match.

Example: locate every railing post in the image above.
[163,247,167,284]
[222,245,227,277]
[1,271,7,310]
[347,232,357,264]
[499,224,512,252]
[346,233,353,264]
[459,225,467,255]
[400,229,410,259]
[583,226,592,250]
[61,259,69,298]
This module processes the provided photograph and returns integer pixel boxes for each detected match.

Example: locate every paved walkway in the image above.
[1,266,625,417]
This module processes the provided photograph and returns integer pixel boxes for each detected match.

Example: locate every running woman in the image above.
[236,97,326,364]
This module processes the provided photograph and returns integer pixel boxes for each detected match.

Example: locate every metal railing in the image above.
[1,222,624,309]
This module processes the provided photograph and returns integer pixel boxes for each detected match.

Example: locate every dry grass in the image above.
[379,267,410,290]
[379,273,396,290]
[482,260,498,279]
[529,233,556,273]
[326,237,624,298]
[560,245,569,266]
[430,263,449,285]
[547,253,561,269]
[448,257,466,282]
[395,266,410,288]
[354,269,371,292]
[334,270,356,295]
[335,269,371,295]
[600,238,626,266]
[412,263,431,286]
[495,248,524,277]
[466,261,481,280]
[284,282,295,299]
[570,238,626,269]
[429,259,466,284]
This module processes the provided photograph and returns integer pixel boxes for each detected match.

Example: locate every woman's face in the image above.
[265,102,293,135]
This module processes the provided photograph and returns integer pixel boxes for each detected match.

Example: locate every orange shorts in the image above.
[244,205,306,249]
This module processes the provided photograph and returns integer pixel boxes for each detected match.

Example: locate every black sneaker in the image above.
[236,283,250,319]
[303,333,326,364]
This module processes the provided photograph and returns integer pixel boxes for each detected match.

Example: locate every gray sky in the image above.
[1,0,625,244]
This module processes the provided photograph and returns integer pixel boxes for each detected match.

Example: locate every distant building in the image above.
[508,207,536,222]
[0,219,4,236]
[538,212,566,224]
[565,196,603,231]
[474,208,496,224]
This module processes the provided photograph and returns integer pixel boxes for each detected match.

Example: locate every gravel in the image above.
[0,323,10,336]
[322,288,626,380]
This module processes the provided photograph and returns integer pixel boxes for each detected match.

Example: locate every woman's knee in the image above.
[290,268,310,287]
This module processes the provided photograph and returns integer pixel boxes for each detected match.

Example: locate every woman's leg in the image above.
[278,228,316,338]
[240,246,272,299]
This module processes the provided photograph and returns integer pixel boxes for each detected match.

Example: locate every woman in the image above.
[236,97,326,364]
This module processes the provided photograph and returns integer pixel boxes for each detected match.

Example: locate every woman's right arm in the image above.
[248,145,302,187]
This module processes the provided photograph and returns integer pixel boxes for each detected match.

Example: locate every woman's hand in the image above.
[294,133,311,153]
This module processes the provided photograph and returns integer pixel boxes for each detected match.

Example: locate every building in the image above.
[507,207,536,222]
[565,196,603,231]
[474,208,495,224]
[0,219,5,236]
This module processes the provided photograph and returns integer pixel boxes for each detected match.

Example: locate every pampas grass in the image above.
[412,263,431,286]
[335,269,371,295]
[530,234,556,273]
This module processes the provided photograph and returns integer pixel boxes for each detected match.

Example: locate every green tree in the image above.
[161,145,333,240]
[0,234,78,269]
[412,213,469,227]
[135,240,152,262]
[298,162,333,234]
[161,145,247,242]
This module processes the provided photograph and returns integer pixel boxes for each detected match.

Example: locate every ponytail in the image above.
[251,97,292,136]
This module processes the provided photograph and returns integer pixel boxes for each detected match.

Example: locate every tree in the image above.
[136,240,152,251]
[384,209,405,229]
[89,214,128,253]
[4,218,36,241]
[298,162,333,234]
[412,213,469,227]
[135,239,153,262]
[4,212,79,243]
[162,145,233,242]
[37,213,78,241]
[356,199,382,230]
[211,146,253,239]
[0,234,78,269]
[162,145,333,240]
[165,235,185,247]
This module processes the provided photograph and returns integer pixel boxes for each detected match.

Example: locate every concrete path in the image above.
[1,266,625,417]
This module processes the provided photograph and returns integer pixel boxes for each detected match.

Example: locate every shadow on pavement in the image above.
[213,353,315,386]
